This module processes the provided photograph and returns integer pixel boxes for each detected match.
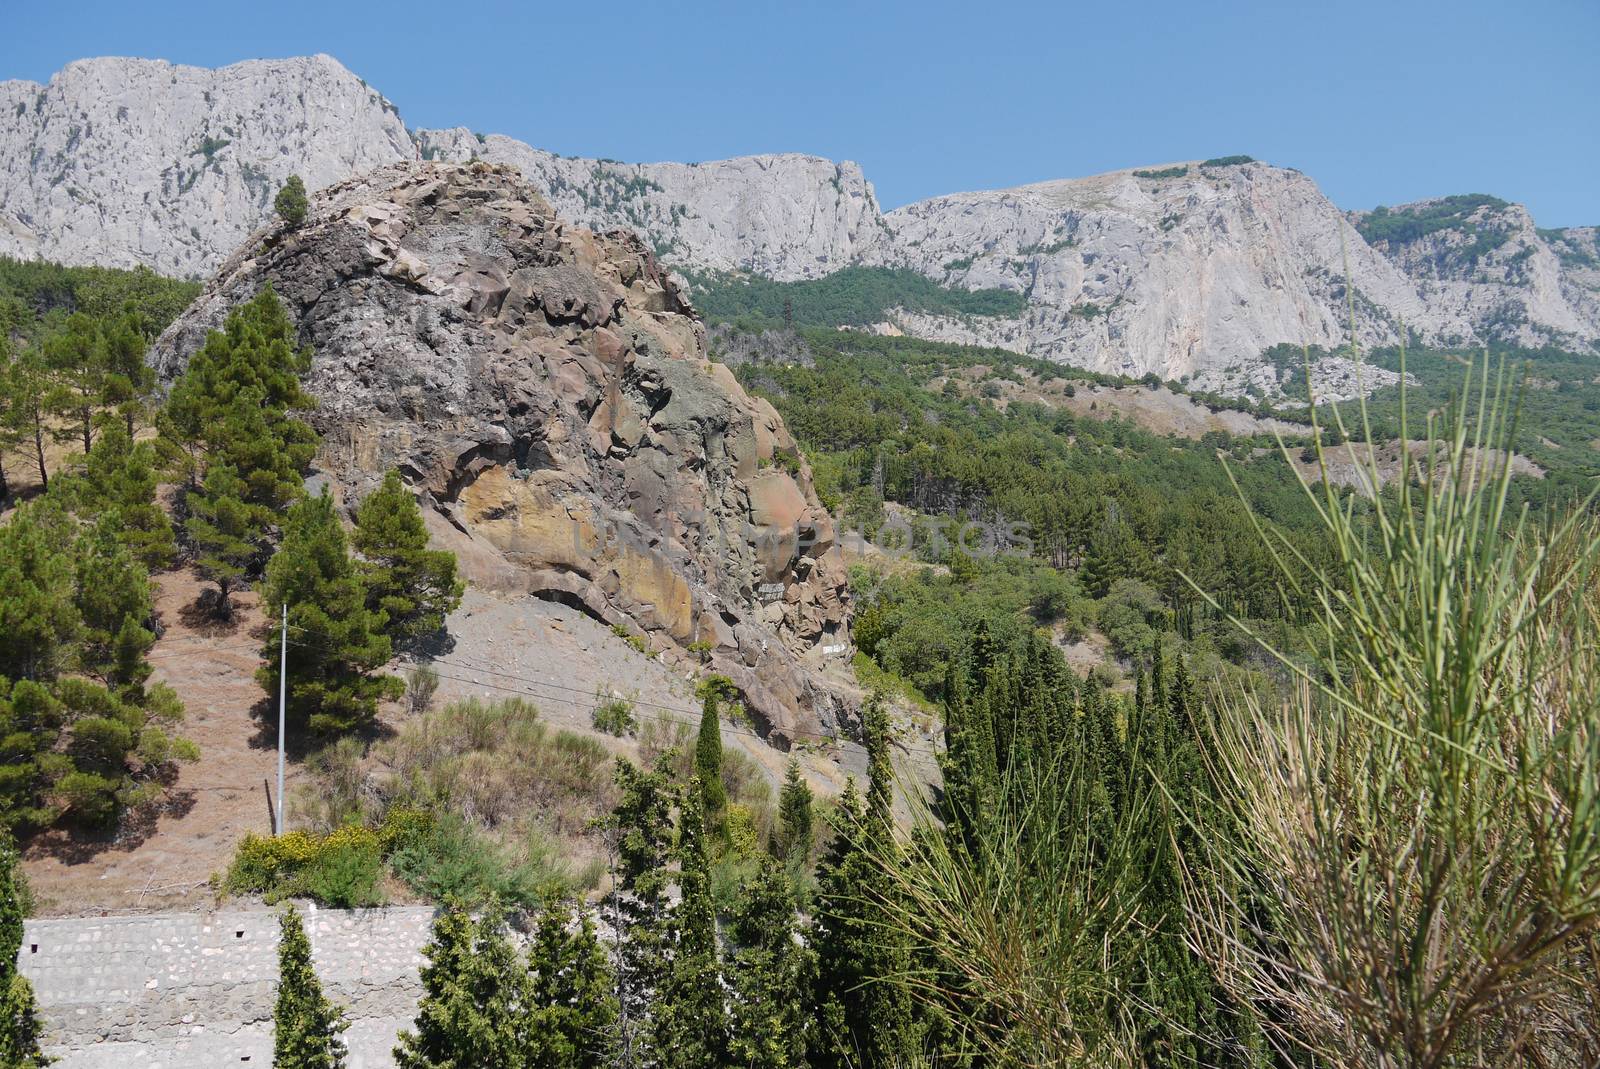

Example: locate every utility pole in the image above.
[276,603,287,836]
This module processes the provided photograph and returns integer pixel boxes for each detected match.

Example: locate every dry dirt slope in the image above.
[20,571,885,917]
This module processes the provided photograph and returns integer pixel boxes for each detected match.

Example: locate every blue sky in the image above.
[4,0,1596,226]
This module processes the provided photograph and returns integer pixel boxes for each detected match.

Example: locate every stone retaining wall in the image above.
[18,906,438,1068]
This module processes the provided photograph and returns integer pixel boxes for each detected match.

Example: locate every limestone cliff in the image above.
[11,55,1599,395]
[0,55,412,277]
[1350,197,1600,351]
[152,162,852,741]
[864,160,1454,392]
[414,129,886,281]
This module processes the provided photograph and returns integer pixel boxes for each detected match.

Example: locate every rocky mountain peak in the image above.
[153,160,853,740]
[8,54,1599,397]
[0,54,412,276]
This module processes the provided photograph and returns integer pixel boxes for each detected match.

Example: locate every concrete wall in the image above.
[18,906,437,1069]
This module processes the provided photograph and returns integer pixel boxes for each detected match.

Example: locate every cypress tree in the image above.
[812,702,917,1069]
[605,755,677,1067]
[770,759,814,868]
[258,488,402,737]
[273,905,348,1069]
[694,682,729,845]
[727,855,814,1069]
[395,905,527,1069]
[525,902,617,1069]
[653,783,727,1069]
[351,470,463,646]
[0,835,47,1067]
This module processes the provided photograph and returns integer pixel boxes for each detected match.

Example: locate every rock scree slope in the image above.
[152,160,853,742]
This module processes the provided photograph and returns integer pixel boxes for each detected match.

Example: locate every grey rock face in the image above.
[1350,199,1600,351]
[10,56,1598,394]
[152,161,851,740]
[0,55,413,277]
[415,128,887,281]
[865,162,1454,389]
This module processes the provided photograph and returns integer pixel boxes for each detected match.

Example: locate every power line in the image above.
[145,631,945,758]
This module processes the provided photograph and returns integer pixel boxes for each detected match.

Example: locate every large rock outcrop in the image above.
[152,161,852,742]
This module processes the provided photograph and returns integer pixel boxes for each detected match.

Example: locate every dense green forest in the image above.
[721,327,1344,702]
[689,266,1028,328]
[6,252,1600,1068]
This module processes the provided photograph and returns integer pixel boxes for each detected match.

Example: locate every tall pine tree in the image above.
[258,488,402,736]
[351,470,463,647]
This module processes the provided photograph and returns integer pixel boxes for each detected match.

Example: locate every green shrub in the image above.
[1199,155,1254,168]
[591,695,636,736]
[1132,166,1188,180]
[389,814,561,908]
[297,838,383,908]
[220,809,427,905]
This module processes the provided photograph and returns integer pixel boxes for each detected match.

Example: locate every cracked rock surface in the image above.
[153,161,853,741]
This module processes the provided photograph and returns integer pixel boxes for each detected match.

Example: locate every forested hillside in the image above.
[6,247,1600,1068]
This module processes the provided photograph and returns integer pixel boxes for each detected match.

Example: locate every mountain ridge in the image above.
[4,54,1596,392]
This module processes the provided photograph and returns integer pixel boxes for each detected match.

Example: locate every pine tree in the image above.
[727,855,814,1069]
[186,463,259,621]
[273,905,348,1069]
[694,684,729,845]
[351,470,463,646]
[276,175,309,227]
[162,285,316,500]
[0,681,65,832]
[71,519,154,696]
[653,784,727,1069]
[0,337,21,502]
[258,488,402,737]
[0,501,79,683]
[0,836,47,1067]
[42,312,107,455]
[8,347,53,492]
[68,424,177,570]
[98,309,156,437]
[770,759,814,868]
[395,905,528,1069]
